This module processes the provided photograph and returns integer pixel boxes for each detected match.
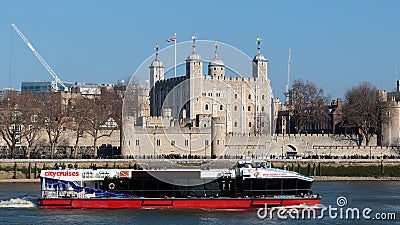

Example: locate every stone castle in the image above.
[123,37,275,157]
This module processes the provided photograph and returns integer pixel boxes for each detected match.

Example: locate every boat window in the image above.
[243,163,252,168]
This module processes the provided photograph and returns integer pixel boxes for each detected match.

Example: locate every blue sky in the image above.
[0,0,399,101]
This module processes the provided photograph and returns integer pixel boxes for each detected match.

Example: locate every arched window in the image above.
[220,105,223,110]
[205,104,209,110]
[249,122,252,127]
[234,122,238,127]
[234,105,238,111]
[261,106,265,111]
[248,94,251,99]
[234,94,238,99]
[248,106,251,111]
[262,95,265,100]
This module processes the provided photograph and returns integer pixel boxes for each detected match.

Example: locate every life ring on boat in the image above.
[108,183,116,190]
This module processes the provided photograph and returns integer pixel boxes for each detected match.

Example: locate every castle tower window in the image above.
[234,105,238,111]
[234,122,238,127]
[220,105,223,110]
[248,94,251,99]
[262,95,265,100]
[235,94,238,99]
[185,139,189,146]
[262,106,265,111]
[248,106,251,111]
[249,122,252,127]
[205,104,209,110]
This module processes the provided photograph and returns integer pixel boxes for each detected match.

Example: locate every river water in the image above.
[0,181,399,224]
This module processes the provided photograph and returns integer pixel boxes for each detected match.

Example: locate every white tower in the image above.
[208,42,225,77]
[186,35,203,78]
[252,36,268,79]
[149,42,165,89]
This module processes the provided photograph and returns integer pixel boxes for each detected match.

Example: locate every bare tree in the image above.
[0,92,22,158]
[19,92,42,158]
[288,79,330,134]
[84,90,117,158]
[342,82,388,146]
[39,93,70,159]
[111,90,123,150]
[69,96,88,159]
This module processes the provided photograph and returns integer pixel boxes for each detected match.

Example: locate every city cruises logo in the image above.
[44,171,80,177]
[257,196,396,221]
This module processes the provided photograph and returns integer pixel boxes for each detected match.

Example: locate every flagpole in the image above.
[174,33,177,78]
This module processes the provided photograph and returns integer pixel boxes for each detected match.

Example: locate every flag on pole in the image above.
[165,35,176,42]
[165,33,177,77]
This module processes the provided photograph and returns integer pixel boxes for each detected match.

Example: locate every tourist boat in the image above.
[38,161,320,209]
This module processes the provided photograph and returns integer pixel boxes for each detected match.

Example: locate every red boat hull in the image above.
[38,197,321,209]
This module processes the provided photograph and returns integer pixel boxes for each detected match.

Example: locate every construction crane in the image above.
[11,24,67,92]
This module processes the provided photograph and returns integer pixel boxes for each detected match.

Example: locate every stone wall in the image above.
[2,130,399,158]
[0,129,120,157]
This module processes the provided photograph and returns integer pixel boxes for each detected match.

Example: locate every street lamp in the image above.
[204,141,207,159]
[153,132,156,158]
[189,132,192,157]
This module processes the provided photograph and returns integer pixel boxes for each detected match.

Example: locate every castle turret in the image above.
[252,36,268,79]
[208,42,225,77]
[150,43,165,89]
[186,35,203,78]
